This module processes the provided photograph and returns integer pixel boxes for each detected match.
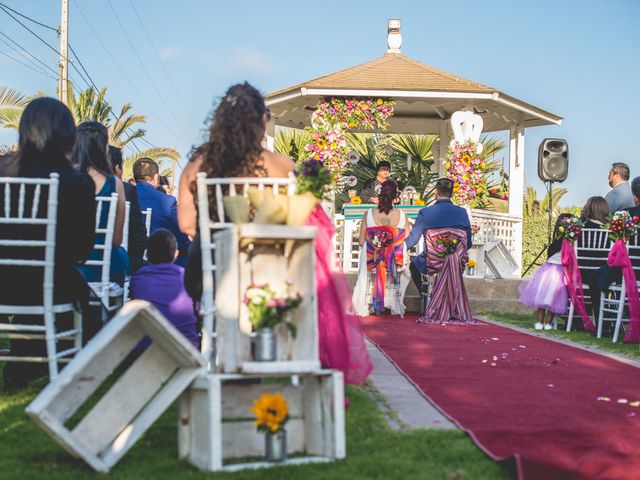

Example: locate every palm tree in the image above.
[0,86,31,131]
[274,127,311,163]
[0,85,180,180]
[388,134,437,200]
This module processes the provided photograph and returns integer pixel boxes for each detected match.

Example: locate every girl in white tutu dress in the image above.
[519,214,573,330]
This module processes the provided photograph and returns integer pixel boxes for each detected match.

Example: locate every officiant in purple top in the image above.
[130,228,198,347]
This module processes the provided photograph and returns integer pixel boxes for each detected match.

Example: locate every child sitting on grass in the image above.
[130,228,199,347]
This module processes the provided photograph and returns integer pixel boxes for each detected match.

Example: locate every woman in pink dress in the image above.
[177,82,371,384]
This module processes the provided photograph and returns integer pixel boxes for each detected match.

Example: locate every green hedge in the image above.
[522,215,550,274]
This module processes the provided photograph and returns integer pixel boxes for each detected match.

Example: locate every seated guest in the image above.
[0,97,96,388]
[605,162,634,213]
[581,196,609,228]
[588,177,640,322]
[405,178,473,294]
[108,146,148,273]
[76,122,130,286]
[157,175,172,195]
[577,196,610,319]
[352,180,410,316]
[134,158,190,265]
[360,160,392,204]
[130,229,198,347]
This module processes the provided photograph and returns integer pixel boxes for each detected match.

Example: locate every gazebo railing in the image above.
[333,209,522,274]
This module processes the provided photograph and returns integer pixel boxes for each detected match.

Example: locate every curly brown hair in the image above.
[190,82,268,218]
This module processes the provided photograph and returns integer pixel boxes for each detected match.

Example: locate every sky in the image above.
[1,0,639,206]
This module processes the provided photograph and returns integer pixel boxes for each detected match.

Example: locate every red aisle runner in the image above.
[361,315,640,480]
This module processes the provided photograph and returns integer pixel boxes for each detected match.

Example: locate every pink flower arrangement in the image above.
[445,141,488,206]
[305,97,395,173]
[434,234,460,257]
[244,282,303,336]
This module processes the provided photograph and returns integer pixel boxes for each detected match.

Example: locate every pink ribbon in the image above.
[561,239,596,333]
[607,239,640,343]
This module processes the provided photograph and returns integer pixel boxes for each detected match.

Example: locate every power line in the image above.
[105,0,193,143]
[0,4,60,56]
[127,0,200,129]
[0,2,57,31]
[0,30,58,77]
[71,0,185,148]
[0,47,57,80]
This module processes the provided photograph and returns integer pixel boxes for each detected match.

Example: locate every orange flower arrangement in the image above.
[351,196,362,204]
[250,392,290,433]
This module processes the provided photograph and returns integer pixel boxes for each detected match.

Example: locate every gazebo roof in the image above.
[265,52,562,134]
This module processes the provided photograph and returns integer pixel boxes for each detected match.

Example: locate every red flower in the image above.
[634,216,639,224]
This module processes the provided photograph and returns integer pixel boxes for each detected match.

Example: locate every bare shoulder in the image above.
[261,150,295,177]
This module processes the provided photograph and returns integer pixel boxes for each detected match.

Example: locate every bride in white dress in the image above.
[352,180,411,316]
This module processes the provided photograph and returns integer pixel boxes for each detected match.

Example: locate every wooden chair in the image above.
[83,193,121,323]
[0,174,82,380]
[565,228,611,331]
[597,234,640,342]
[195,172,296,369]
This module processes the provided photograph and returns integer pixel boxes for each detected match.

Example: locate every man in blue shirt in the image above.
[405,178,472,292]
[133,158,190,265]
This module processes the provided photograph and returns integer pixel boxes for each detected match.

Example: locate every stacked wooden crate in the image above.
[180,224,345,472]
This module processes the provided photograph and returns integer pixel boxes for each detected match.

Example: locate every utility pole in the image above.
[58,0,69,105]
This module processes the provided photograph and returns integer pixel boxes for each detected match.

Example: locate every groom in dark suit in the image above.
[405,178,473,292]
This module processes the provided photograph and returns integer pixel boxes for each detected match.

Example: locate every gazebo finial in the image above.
[387,19,402,53]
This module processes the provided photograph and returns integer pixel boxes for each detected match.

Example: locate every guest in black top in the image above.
[109,146,148,273]
[0,98,96,388]
[360,160,392,204]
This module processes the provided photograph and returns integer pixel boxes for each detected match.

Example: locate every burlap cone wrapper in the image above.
[284,192,319,257]
[222,195,250,224]
[253,190,288,224]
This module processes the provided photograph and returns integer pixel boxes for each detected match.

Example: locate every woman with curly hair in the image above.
[177,82,293,236]
[178,82,372,385]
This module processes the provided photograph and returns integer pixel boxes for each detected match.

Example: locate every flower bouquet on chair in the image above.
[433,234,459,257]
[250,392,290,462]
[244,282,302,361]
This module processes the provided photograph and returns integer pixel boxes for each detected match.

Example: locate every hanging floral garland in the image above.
[305,97,395,173]
[445,141,488,206]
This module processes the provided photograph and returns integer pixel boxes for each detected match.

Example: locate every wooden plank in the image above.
[303,376,323,456]
[288,241,318,362]
[222,418,305,459]
[72,344,177,454]
[100,368,200,468]
[220,456,331,473]
[238,224,316,240]
[241,360,321,374]
[221,383,303,418]
[214,228,243,372]
[26,303,150,419]
[46,323,144,422]
[177,393,191,459]
[331,371,346,459]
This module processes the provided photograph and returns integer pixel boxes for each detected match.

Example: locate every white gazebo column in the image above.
[264,121,276,152]
[437,120,448,176]
[508,122,525,275]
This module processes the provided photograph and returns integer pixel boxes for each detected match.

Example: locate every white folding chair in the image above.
[141,207,151,260]
[597,235,640,342]
[0,174,82,380]
[122,201,131,301]
[565,228,611,331]
[83,193,121,323]
[195,172,296,369]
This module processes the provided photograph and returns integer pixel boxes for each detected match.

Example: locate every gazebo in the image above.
[264,20,562,275]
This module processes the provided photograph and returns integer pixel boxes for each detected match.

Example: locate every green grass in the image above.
[0,381,507,480]
[482,311,640,360]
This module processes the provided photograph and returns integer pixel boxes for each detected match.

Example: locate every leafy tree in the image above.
[274,127,311,163]
[0,85,179,179]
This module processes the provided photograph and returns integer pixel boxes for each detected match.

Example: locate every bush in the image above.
[522,215,550,274]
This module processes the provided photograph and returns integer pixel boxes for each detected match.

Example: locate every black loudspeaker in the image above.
[538,138,569,182]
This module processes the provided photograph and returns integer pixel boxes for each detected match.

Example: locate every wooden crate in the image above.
[178,370,345,472]
[25,301,205,473]
[213,224,320,373]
